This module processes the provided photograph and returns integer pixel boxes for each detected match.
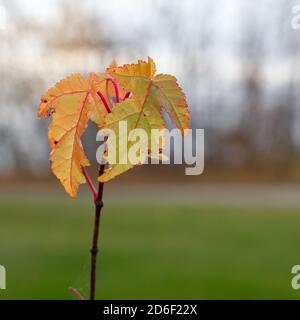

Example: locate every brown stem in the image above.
[90,86,111,300]
[89,164,105,300]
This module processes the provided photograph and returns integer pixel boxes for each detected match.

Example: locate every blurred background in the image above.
[1,0,300,299]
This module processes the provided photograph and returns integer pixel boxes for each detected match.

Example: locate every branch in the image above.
[89,91,112,300]
[90,165,105,300]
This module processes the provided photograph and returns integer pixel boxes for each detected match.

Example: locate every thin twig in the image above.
[69,287,85,300]
[89,88,111,300]
[89,165,105,300]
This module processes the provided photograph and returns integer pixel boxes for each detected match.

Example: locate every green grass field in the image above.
[1,198,300,299]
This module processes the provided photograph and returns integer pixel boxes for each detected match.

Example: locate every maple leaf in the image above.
[37,73,109,197]
[99,57,190,182]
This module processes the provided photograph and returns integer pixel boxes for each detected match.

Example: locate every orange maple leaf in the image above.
[37,73,109,197]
